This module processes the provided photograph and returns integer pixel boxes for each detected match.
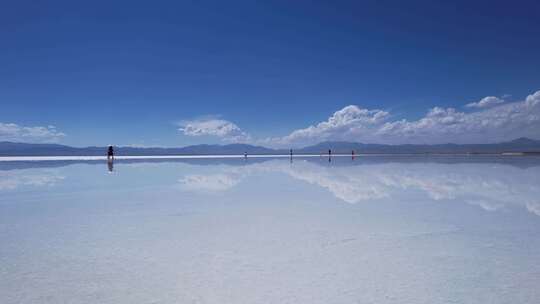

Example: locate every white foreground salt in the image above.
[1,156,539,303]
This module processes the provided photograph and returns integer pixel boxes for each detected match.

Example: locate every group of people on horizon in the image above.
[104,146,356,165]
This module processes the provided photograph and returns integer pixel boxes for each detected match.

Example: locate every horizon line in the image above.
[1,136,539,150]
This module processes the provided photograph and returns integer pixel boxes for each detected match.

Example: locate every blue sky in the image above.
[1,0,540,147]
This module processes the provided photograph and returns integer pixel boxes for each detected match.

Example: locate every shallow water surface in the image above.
[1,156,540,303]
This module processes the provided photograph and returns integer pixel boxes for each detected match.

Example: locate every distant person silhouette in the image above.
[352,150,355,160]
[107,145,114,160]
[328,149,332,162]
[290,149,293,163]
[244,151,247,159]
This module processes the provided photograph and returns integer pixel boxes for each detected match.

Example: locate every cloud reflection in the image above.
[178,160,540,216]
[0,170,65,191]
[178,173,242,192]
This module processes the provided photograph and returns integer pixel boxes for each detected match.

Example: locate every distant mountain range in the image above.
[0,142,278,156]
[1,138,540,156]
[297,137,540,154]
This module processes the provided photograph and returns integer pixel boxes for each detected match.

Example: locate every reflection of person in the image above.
[107,145,114,160]
[107,159,114,172]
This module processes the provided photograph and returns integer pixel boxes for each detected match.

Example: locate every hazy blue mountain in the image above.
[297,138,540,154]
[1,138,540,156]
[0,142,279,156]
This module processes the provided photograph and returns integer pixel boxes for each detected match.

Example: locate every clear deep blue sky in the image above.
[1,0,540,147]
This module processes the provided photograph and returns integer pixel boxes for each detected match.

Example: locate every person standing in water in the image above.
[328,149,332,162]
[290,149,293,163]
[107,145,114,161]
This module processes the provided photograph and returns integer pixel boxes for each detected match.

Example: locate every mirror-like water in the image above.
[1,156,540,303]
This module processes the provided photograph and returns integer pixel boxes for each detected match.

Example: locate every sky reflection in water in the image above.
[1,156,540,303]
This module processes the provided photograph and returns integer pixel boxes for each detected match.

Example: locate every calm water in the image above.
[1,156,540,303]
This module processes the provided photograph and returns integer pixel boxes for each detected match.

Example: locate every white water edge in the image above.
[0,154,331,161]
[0,153,521,162]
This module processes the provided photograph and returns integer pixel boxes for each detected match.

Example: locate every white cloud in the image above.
[262,105,390,147]
[178,89,540,147]
[266,89,540,146]
[0,123,66,143]
[375,90,540,144]
[465,96,505,108]
[178,118,250,142]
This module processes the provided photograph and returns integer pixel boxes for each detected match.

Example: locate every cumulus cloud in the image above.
[179,89,540,147]
[465,96,505,108]
[375,90,540,144]
[262,105,390,147]
[178,118,250,142]
[0,123,66,143]
[266,89,540,146]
